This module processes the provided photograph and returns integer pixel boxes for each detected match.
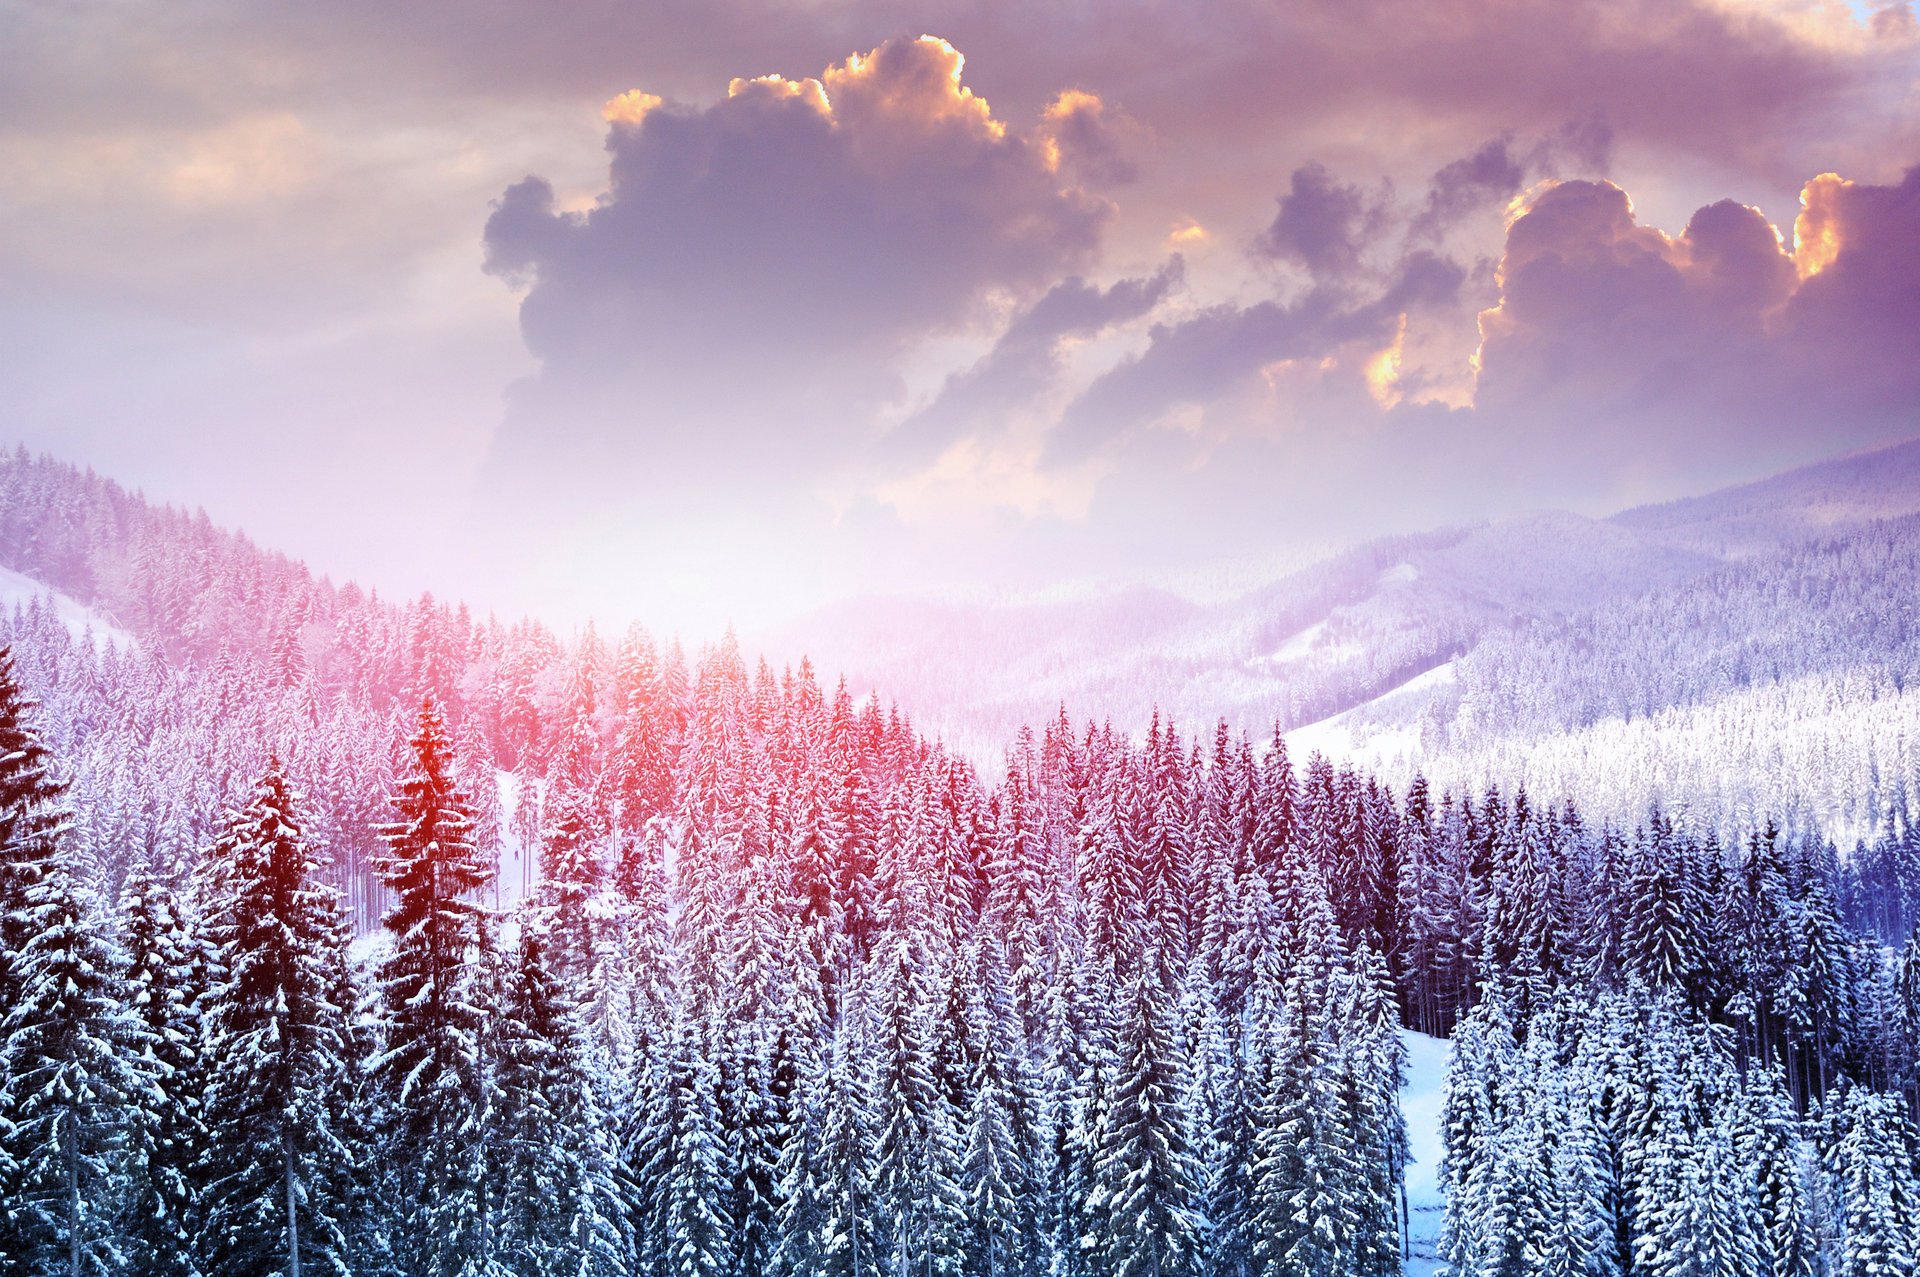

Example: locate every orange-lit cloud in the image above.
[602,90,664,127]
[1363,314,1408,409]
[1167,218,1208,247]
[482,34,1114,501]
[1037,89,1148,186]
[1793,171,1851,278]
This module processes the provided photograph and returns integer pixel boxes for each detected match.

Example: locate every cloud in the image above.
[482,34,1117,495]
[1410,138,1527,242]
[1041,160,1920,528]
[1255,163,1388,281]
[1048,251,1464,463]
[886,258,1184,462]
[1038,89,1150,186]
[7,0,1920,627]
[1463,167,1920,480]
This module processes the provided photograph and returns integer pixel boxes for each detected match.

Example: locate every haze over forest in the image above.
[4,4,1920,1277]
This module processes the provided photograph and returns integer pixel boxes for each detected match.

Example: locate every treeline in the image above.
[6,612,1920,1274]
[5,444,1920,1273]
[0,644,1411,1277]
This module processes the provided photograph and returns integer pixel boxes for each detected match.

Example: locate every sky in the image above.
[4,0,1919,634]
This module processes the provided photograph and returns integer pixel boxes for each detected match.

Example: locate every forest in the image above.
[2,447,1920,1277]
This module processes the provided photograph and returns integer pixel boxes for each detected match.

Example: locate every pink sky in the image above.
[3,1,1918,631]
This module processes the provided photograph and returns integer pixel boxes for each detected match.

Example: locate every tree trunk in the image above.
[67,1131,80,1277]
[286,1138,302,1277]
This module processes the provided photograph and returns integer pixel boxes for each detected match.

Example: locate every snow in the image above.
[1285,660,1456,765]
[1399,1028,1449,1276]
[1270,619,1329,662]
[494,768,537,913]
[0,565,137,651]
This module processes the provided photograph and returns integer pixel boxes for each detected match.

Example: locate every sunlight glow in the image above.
[602,90,664,127]
[1363,314,1408,409]
[1793,172,1852,279]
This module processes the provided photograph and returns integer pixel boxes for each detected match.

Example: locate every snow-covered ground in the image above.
[0,565,137,651]
[1284,660,1456,766]
[1400,1028,1449,1276]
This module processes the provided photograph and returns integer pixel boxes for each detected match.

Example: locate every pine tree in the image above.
[0,856,151,1277]
[959,939,1035,1277]
[118,853,210,1277]
[1085,953,1203,1277]
[198,762,357,1277]
[491,925,630,1277]
[371,697,498,1277]
[1829,1087,1920,1277]
[532,778,606,985]
[0,647,68,985]
[0,648,150,1277]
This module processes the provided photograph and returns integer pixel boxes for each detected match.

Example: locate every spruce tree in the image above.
[118,853,210,1277]
[0,647,149,1277]
[491,925,630,1277]
[1086,952,1203,1277]
[0,857,150,1277]
[371,697,498,1277]
[198,761,357,1277]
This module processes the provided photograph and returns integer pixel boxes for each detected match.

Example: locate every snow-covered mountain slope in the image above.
[764,436,1920,831]
[0,565,136,651]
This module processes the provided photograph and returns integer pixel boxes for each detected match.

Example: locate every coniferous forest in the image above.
[3,450,1920,1277]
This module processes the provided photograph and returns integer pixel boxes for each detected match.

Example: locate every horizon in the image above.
[7,3,1920,634]
[12,426,1919,649]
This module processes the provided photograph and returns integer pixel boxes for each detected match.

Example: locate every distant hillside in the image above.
[3,436,1915,843]
[761,437,1920,834]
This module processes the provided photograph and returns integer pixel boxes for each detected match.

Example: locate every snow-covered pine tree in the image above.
[658,995,737,1277]
[958,937,1036,1277]
[371,697,498,1277]
[490,924,630,1277]
[532,778,605,985]
[0,854,151,1277]
[0,646,151,1277]
[1730,1065,1815,1277]
[0,644,68,972]
[197,761,358,1277]
[1828,1086,1920,1277]
[1085,946,1203,1277]
[118,851,211,1277]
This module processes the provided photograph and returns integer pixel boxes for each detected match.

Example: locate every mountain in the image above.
[2,436,1914,842]
[760,436,1920,836]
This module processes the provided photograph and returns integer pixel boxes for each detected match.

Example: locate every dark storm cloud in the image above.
[481,35,1116,487]
[887,259,1184,461]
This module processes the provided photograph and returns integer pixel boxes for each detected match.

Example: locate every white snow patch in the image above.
[1285,660,1456,765]
[1392,660,1457,698]
[1400,1028,1449,1276]
[1266,618,1368,665]
[494,768,537,912]
[1271,619,1329,662]
[0,566,137,651]
[1379,562,1420,587]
